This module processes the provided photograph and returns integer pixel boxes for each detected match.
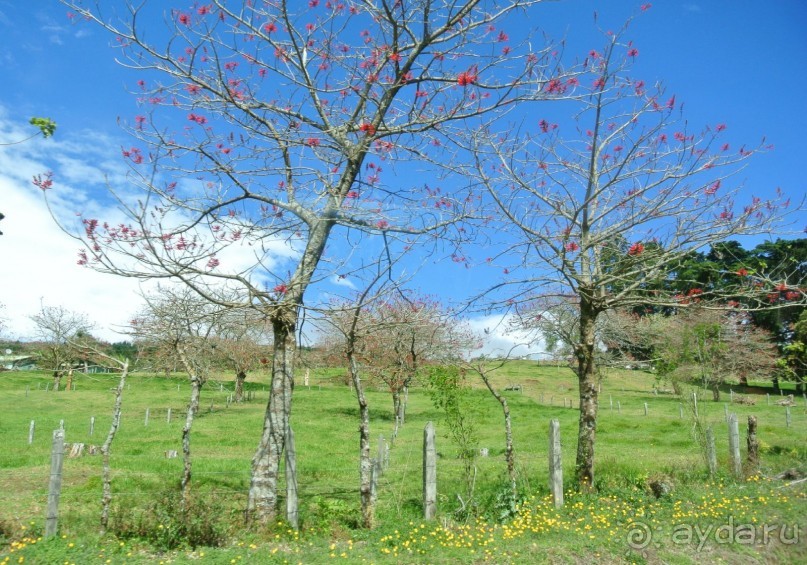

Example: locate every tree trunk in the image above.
[52,370,61,392]
[181,375,202,507]
[391,388,402,427]
[247,310,295,524]
[574,296,599,491]
[349,354,374,528]
[100,360,128,533]
[65,368,74,391]
[478,366,516,496]
[234,371,246,403]
[711,382,721,402]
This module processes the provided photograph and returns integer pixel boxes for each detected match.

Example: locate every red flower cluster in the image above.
[457,69,477,86]
[628,242,644,256]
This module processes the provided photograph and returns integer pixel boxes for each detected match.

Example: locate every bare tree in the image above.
[57,0,571,522]
[130,287,219,505]
[474,20,796,489]
[30,304,93,391]
[361,293,469,430]
[209,308,272,402]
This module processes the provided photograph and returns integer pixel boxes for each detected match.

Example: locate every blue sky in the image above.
[0,0,805,350]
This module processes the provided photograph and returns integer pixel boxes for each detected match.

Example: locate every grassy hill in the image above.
[1,362,805,563]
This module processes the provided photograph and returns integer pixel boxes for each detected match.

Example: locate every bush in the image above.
[110,489,230,550]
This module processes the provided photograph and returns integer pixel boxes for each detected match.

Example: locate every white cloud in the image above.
[465,313,548,359]
[0,112,302,342]
[0,173,145,342]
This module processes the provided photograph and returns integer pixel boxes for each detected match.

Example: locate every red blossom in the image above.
[715,123,727,132]
[306,137,320,147]
[627,48,639,57]
[263,22,277,33]
[640,3,652,10]
[705,180,720,195]
[187,113,207,125]
[375,219,389,229]
[457,67,478,87]
[736,268,749,276]
[565,242,580,252]
[273,284,288,295]
[178,12,190,25]
[628,242,645,256]
[32,171,54,190]
[206,256,220,269]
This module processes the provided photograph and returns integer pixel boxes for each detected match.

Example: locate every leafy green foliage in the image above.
[29,117,57,138]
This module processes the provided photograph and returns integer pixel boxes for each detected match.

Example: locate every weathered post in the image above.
[679,404,684,419]
[644,402,648,416]
[167,408,172,424]
[617,401,621,414]
[705,427,717,476]
[766,393,770,406]
[89,416,95,436]
[377,435,386,473]
[692,391,698,418]
[785,406,791,428]
[285,427,299,530]
[746,416,759,471]
[28,420,35,445]
[549,419,563,509]
[144,408,150,427]
[724,403,729,422]
[45,429,65,538]
[727,414,741,477]
[423,421,437,520]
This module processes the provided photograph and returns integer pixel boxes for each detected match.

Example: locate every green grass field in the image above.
[1,362,805,563]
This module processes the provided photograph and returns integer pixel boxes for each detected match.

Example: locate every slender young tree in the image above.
[474,18,797,489]
[56,0,572,522]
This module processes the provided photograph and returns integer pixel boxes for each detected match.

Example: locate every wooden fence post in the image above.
[28,420,35,445]
[89,416,95,436]
[377,435,386,473]
[285,427,299,530]
[45,429,65,538]
[167,408,172,424]
[679,404,684,419]
[785,406,791,428]
[705,426,717,476]
[423,421,437,520]
[692,391,698,418]
[746,416,759,471]
[727,414,741,477]
[644,402,648,416]
[144,408,150,427]
[549,419,563,508]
